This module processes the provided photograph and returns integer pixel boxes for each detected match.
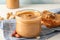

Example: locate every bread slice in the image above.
[41,10,60,28]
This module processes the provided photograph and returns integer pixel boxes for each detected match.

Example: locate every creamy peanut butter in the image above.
[6,0,19,9]
[54,14,60,25]
[55,14,60,20]
[16,10,41,38]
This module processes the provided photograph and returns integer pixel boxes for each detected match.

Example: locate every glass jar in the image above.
[6,0,19,9]
[16,9,41,38]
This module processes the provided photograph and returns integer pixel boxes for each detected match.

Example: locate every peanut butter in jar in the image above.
[6,0,19,9]
[16,10,41,38]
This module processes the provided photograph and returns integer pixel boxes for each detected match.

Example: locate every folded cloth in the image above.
[3,19,60,40]
[49,8,60,13]
[0,20,3,29]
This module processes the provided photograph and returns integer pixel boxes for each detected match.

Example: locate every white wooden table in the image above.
[0,4,60,19]
[0,4,60,40]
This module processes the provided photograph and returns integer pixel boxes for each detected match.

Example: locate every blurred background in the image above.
[0,0,60,5]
